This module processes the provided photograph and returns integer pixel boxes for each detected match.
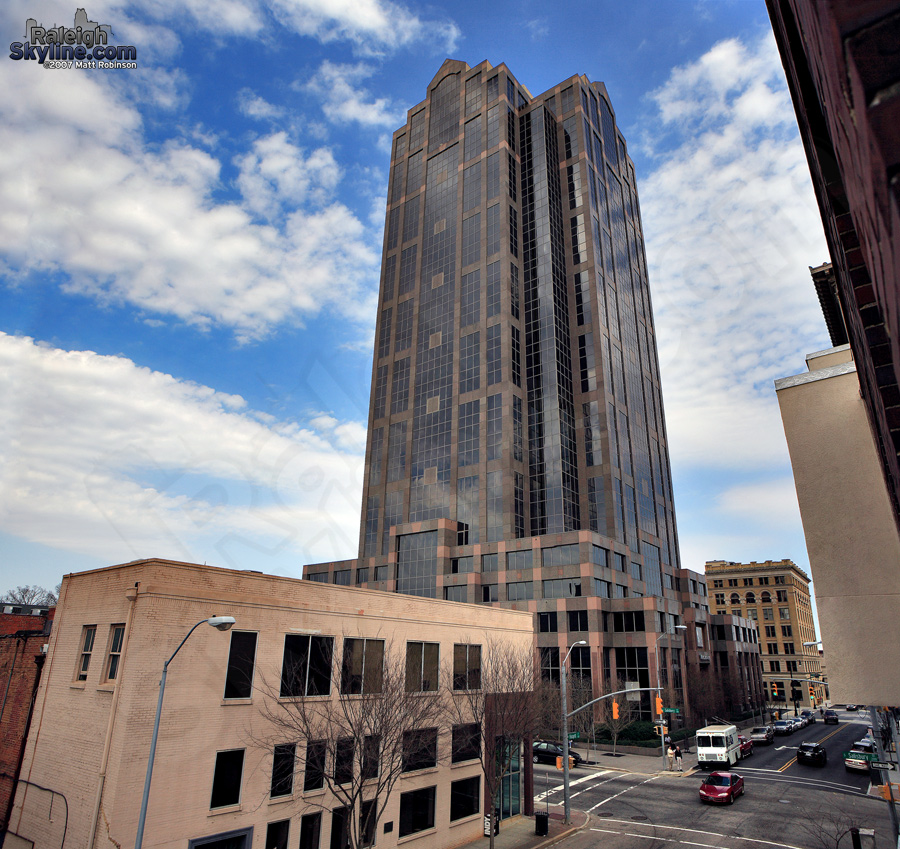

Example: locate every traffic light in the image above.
[791,679,802,702]
[655,695,664,716]
[808,685,815,701]
[771,683,782,701]
[612,701,619,719]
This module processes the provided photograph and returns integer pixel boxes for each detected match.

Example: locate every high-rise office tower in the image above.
[307,60,690,718]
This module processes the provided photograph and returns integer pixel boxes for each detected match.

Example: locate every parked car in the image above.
[823,710,839,725]
[750,726,775,744]
[797,741,827,766]
[699,771,745,804]
[774,720,794,735]
[532,741,585,766]
[738,736,754,759]
[800,710,816,724]
[791,717,806,731]
[845,740,876,772]
[845,704,860,712]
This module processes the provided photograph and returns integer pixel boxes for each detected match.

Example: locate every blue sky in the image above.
[1,0,829,600]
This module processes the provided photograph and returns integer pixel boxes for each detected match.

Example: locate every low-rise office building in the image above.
[7,559,533,849]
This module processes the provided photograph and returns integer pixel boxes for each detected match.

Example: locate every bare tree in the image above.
[797,806,859,849]
[443,638,539,849]
[2,584,58,606]
[597,678,638,755]
[568,674,596,759]
[256,634,446,849]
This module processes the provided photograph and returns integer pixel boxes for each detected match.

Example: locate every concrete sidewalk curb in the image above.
[534,810,590,849]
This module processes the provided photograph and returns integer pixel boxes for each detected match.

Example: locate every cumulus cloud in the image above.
[641,32,829,473]
[0,333,364,570]
[0,61,380,340]
[304,61,407,127]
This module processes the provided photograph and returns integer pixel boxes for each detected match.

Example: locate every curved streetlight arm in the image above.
[135,616,234,849]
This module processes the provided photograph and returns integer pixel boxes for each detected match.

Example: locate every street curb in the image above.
[535,811,590,849]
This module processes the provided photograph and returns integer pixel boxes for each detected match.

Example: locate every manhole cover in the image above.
[596,812,612,818]
[631,816,649,821]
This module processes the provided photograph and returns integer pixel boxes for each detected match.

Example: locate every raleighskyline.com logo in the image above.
[9,8,137,67]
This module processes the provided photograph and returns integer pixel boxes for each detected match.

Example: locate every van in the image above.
[695,724,741,769]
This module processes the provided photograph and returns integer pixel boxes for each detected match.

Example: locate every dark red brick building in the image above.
[0,608,53,836]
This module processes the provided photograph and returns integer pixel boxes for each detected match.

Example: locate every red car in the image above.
[699,771,745,804]
[738,735,754,759]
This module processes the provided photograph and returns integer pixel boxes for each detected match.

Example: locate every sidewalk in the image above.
[461,807,590,849]
[566,741,701,777]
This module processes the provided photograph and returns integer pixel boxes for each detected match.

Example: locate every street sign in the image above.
[567,732,580,740]
[871,761,894,770]
[663,707,680,714]
[843,751,878,762]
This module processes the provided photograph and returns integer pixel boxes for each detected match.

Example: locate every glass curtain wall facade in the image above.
[323,59,686,716]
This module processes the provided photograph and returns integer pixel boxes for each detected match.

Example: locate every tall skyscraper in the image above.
[307,59,692,718]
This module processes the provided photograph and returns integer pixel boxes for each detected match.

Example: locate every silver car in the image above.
[750,726,774,744]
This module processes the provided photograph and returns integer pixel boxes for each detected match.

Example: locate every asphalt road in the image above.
[533,710,897,849]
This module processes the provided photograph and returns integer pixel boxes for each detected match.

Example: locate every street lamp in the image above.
[134,615,236,849]
[656,625,686,768]
[561,640,587,824]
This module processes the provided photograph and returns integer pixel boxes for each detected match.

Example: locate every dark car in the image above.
[845,704,860,712]
[800,710,816,724]
[699,771,744,804]
[824,710,839,724]
[738,736,754,759]
[532,741,584,766]
[797,741,827,766]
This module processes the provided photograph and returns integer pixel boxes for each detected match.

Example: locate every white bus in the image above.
[695,724,740,769]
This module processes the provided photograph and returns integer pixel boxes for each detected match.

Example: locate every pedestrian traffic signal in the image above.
[655,695,664,716]
[612,701,619,719]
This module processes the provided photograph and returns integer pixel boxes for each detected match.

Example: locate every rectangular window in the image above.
[507,581,533,601]
[568,610,588,631]
[402,727,438,772]
[280,635,334,698]
[271,744,295,798]
[356,567,369,584]
[779,607,790,620]
[374,564,388,582]
[777,590,788,602]
[303,741,326,792]
[265,821,290,849]
[210,749,244,809]
[781,625,793,637]
[770,660,781,672]
[299,813,321,849]
[360,799,377,848]
[540,646,560,683]
[76,625,96,681]
[482,584,498,603]
[362,735,380,781]
[333,569,352,586]
[341,638,384,694]
[784,643,795,655]
[104,624,126,682]
[450,775,481,821]
[224,631,257,699]
[542,579,582,599]
[398,786,436,838]
[451,723,480,762]
[482,553,499,572]
[486,324,502,385]
[453,643,481,690]
[538,612,558,633]
[334,737,354,785]
[406,641,439,692]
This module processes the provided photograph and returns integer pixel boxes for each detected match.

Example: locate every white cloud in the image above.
[0,62,380,340]
[717,478,802,528]
[0,333,364,570]
[642,32,829,474]
[304,61,407,127]
[237,88,286,121]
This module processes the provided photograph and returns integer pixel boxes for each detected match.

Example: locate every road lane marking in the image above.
[533,769,612,800]
[587,774,657,810]
[597,819,806,849]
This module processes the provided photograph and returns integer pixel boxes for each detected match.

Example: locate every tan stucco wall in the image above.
[10,559,534,849]
[776,360,900,704]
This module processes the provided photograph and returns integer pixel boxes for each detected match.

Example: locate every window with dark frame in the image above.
[210,749,244,809]
[402,727,438,771]
[334,737,354,785]
[450,775,481,821]
[453,643,481,690]
[280,635,334,698]
[398,785,436,837]
[304,740,326,792]
[224,631,257,699]
[298,813,321,849]
[104,624,125,681]
[360,799,377,847]
[568,610,588,632]
[265,820,290,849]
[76,625,96,681]
[451,724,480,763]
[270,743,295,798]
[341,638,384,694]
[405,641,439,692]
[362,735,380,780]
[538,612,557,633]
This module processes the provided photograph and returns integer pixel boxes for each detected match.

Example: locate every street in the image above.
[533,712,897,848]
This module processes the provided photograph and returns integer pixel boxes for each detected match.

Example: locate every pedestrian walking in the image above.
[667,744,676,771]
[674,745,683,772]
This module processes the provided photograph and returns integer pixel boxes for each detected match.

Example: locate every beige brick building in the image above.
[704,559,824,713]
[7,559,533,849]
